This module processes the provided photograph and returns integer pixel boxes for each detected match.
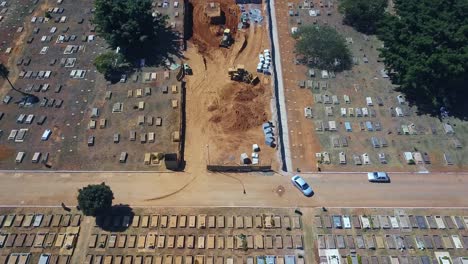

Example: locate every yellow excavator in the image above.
[219,29,234,48]
[228,64,260,85]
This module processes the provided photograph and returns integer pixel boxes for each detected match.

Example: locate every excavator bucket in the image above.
[250,76,260,85]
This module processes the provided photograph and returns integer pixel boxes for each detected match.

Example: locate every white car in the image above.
[291,175,314,197]
[367,172,390,183]
[120,74,127,83]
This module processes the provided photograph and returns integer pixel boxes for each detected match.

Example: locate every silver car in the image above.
[291,175,314,197]
[367,172,390,183]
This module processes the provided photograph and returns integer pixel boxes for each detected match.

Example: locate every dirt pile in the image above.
[189,0,240,54]
[209,82,268,132]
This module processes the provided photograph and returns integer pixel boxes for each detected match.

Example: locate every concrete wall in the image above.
[207,165,272,172]
[236,0,263,4]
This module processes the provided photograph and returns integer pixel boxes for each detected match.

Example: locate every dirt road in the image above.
[0,171,467,207]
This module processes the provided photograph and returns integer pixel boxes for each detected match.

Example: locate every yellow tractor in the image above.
[219,29,234,48]
[228,65,259,85]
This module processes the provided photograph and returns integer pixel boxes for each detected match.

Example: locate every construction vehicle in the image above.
[219,29,234,48]
[228,64,260,85]
[183,63,193,75]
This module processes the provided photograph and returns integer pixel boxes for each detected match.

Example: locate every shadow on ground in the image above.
[95,204,134,232]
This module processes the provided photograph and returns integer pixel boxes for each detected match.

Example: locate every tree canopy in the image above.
[339,0,387,34]
[77,183,114,216]
[94,52,130,81]
[378,0,468,116]
[294,25,352,71]
[93,0,181,62]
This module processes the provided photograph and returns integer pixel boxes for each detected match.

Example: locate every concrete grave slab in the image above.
[235,216,244,228]
[169,216,178,228]
[177,235,185,249]
[217,216,225,228]
[157,235,165,248]
[208,216,216,228]
[244,216,253,228]
[187,235,194,249]
[137,235,146,249]
[141,216,149,228]
[255,235,264,249]
[160,215,168,228]
[198,215,206,229]
[217,236,224,249]
[127,235,136,248]
[255,215,263,228]
[227,236,234,249]
[207,235,215,249]
[227,216,234,228]
[189,216,196,228]
[132,216,140,227]
[167,235,175,248]
[265,235,273,249]
[118,235,126,248]
[150,215,159,227]
[197,236,205,249]
[179,216,187,228]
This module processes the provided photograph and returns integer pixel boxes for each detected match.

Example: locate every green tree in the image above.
[294,25,352,71]
[378,0,468,116]
[0,63,39,103]
[339,0,387,34]
[77,183,114,216]
[93,0,174,61]
[94,52,130,80]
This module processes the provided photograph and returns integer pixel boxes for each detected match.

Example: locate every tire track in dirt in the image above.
[144,173,199,201]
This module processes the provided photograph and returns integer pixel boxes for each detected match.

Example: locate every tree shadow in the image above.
[146,25,186,67]
[122,24,186,69]
[95,204,135,232]
[401,86,468,120]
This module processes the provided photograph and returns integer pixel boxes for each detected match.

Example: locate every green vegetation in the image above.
[238,234,248,251]
[93,0,181,63]
[339,0,387,34]
[294,25,352,72]
[94,52,131,81]
[377,0,468,116]
[77,183,114,216]
[346,255,362,264]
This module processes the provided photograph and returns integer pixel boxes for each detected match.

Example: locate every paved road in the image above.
[0,171,467,208]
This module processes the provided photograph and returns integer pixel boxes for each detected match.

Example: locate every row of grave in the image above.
[315,120,420,133]
[88,234,303,250]
[315,121,453,139]
[0,214,81,229]
[83,255,300,264]
[315,151,457,166]
[311,93,407,109]
[316,151,391,166]
[317,234,468,250]
[0,254,70,264]
[0,232,78,249]
[95,215,301,229]
[318,254,463,264]
[316,215,468,230]
[329,136,389,149]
